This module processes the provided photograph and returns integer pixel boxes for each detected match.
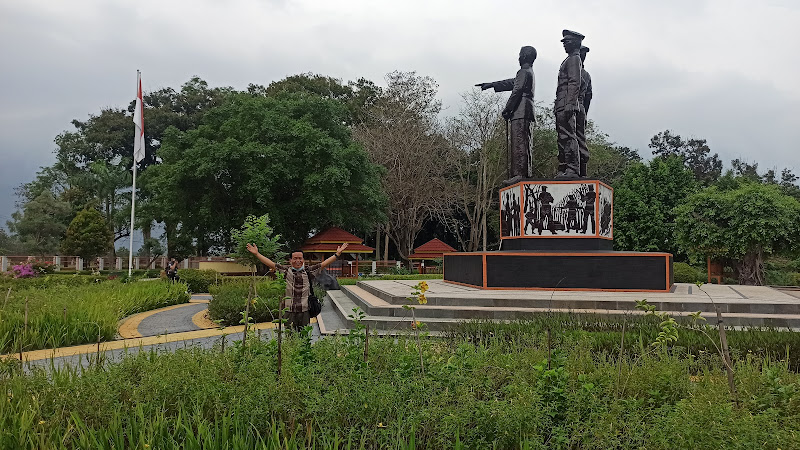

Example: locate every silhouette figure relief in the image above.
[476,46,537,185]
[501,188,521,237]
[520,183,602,237]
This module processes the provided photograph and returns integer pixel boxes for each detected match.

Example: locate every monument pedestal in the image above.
[443,179,674,292]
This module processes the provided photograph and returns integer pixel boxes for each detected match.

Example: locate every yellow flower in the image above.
[145,445,150,449]
[417,294,427,305]
[419,281,429,293]
[377,422,387,428]
[38,420,45,425]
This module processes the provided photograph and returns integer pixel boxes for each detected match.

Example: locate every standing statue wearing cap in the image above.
[554,30,584,179]
[476,46,537,184]
[576,46,593,177]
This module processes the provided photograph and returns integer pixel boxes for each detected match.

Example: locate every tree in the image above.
[675,181,800,285]
[585,122,641,185]
[231,214,286,268]
[529,104,559,178]
[613,156,697,256]
[137,237,165,268]
[147,91,386,252]
[0,229,25,255]
[440,88,506,251]
[61,208,113,264]
[354,71,449,262]
[649,130,722,185]
[7,192,72,255]
[262,73,382,125]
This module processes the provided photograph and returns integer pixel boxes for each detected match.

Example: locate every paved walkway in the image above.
[4,293,320,371]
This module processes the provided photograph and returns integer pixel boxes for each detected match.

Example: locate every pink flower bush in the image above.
[10,263,37,278]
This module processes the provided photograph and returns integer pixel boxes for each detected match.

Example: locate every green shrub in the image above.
[208,279,284,325]
[673,262,702,283]
[0,274,111,290]
[177,269,220,293]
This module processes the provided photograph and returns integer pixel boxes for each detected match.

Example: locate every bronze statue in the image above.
[554,30,584,179]
[577,45,592,177]
[476,46,537,184]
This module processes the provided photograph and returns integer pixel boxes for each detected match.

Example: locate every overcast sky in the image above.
[2,0,799,233]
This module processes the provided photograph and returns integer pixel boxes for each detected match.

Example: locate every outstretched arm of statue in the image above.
[475,78,514,92]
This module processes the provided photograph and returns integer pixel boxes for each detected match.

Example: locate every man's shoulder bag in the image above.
[306,271,323,318]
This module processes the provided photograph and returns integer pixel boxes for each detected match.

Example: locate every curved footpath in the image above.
[7,293,320,371]
[118,294,216,338]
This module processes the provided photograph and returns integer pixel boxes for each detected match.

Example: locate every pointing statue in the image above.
[554,30,584,179]
[577,45,593,178]
[476,46,537,184]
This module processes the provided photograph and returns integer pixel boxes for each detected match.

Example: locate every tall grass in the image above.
[445,314,800,369]
[1,325,799,448]
[0,281,189,353]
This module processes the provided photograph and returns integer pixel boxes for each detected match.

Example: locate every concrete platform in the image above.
[321,280,800,333]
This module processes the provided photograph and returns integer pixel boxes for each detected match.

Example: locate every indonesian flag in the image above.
[133,71,145,163]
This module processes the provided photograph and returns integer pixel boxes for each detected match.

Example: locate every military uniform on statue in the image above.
[476,46,537,185]
[449,32,673,292]
[554,30,585,180]
[577,45,592,178]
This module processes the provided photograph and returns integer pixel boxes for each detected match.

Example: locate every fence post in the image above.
[54,256,61,271]
[371,261,377,275]
[98,258,104,271]
[77,258,84,271]
[183,259,189,269]
[134,257,140,270]
[1,256,7,273]
[116,257,122,270]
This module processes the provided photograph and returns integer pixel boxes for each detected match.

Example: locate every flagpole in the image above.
[128,154,137,277]
[128,69,142,277]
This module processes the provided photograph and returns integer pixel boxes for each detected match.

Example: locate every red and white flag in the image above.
[133,71,145,163]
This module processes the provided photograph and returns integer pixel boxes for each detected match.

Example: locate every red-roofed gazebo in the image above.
[408,238,457,260]
[301,227,374,276]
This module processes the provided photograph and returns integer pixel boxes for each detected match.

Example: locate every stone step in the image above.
[327,290,451,333]
[334,286,800,330]
[354,281,800,316]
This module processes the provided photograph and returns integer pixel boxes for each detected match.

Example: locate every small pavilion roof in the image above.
[408,238,457,260]
[301,227,374,255]
[305,227,364,244]
[301,242,374,254]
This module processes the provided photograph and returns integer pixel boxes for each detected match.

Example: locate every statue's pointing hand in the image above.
[475,83,494,91]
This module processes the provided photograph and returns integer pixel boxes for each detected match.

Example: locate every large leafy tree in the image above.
[11,77,233,257]
[649,130,722,185]
[585,122,641,185]
[147,91,386,252]
[613,156,697,256]
[257,73,382,126]
[61,208,113,264]
[7,192,72,255]
[675,181,800,285]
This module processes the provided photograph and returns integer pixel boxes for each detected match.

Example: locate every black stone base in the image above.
[443,251,673,292]
[502,238,613,251]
